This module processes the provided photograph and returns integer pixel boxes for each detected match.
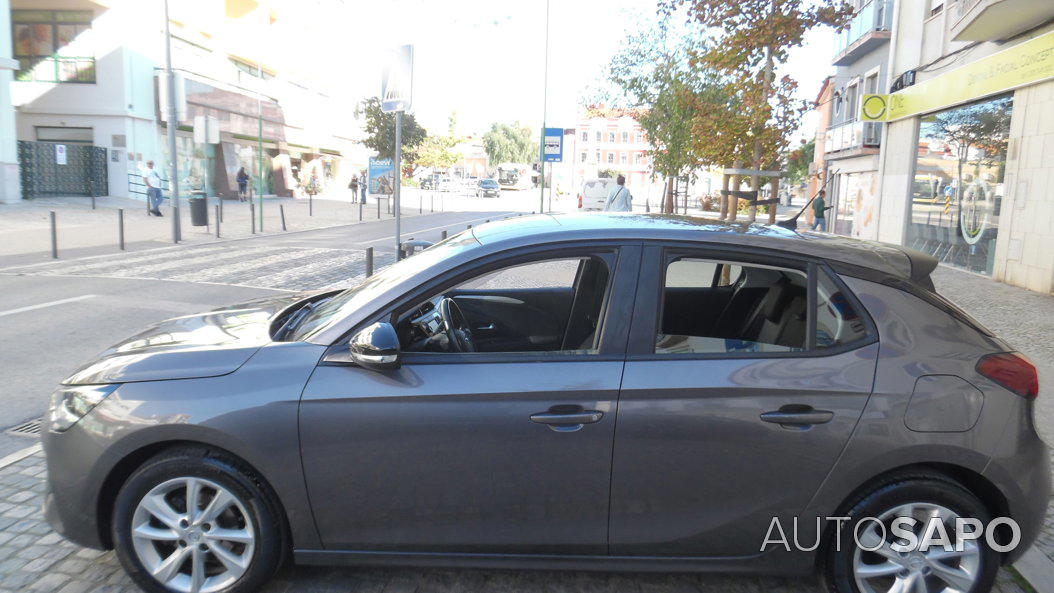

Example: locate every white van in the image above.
[578,178,616,211]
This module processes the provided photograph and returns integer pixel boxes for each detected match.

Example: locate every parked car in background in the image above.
[476,178,501,197]
[437,177,458,192]
[421,174,441,191]
[579,178,616,210]
[43,213,1047,593]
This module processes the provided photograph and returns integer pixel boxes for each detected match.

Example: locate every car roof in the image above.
[470,213,929,281]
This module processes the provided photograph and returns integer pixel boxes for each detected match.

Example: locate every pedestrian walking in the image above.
[603,175,633,212]
[812,189,832,232]
[359,172,367,204]
[143,161,164,216]
[236,167,250,202]
[348,174,360,202]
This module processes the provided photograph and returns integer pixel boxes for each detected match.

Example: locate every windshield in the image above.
[287,232,481,341]
[481,180,498,187]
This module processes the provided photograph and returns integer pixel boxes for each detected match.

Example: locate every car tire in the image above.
[822,472,1000,593]
[112,447,285,593]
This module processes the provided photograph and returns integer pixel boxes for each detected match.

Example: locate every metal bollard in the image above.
[309,195,313,217]
[359,201,363,221]
[431,195,434,212]
[280,204,287,231]
[118,209,125,251]
[365,247,374,277]
[377,199,381,219]
[215,205,221,238]
[50,211,57,259]
[441,230,447,240]
[419,195,422,214]
[250,203,256,234]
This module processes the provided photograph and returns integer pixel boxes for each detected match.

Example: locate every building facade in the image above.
[822,0,893,239]
[7,0,364,202]
[874,0,1054,293]
[554,110,660,198]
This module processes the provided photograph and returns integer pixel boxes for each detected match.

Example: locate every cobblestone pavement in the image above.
[0,260,1048,591]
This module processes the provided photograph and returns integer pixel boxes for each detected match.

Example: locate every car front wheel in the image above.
[823,473,999,593]
[112,448,284,593]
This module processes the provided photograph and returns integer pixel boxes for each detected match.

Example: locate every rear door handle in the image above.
[760,405,834,428]
[530,410,603,432]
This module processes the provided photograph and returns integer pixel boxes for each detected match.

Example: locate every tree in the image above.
[482,122,537,165]
[662,0,853,221]
[785,139,814,187]
[355,97,427,165]
[413,135,462,171]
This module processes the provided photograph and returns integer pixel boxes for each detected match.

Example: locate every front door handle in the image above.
[530,409,603,432]
[760,405,834,428]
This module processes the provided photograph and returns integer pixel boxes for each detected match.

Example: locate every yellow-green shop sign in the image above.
[861,29,1054,122]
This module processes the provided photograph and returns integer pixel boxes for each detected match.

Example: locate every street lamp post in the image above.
[162,0,181,243]
[538,0,550,213]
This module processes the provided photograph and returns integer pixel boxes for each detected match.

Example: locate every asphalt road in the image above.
[0,209,512,458]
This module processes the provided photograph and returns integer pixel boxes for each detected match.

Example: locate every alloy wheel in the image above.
[130,477,255,593]
[852,502,981,593]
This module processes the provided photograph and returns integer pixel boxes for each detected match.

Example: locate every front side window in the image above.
[397,256,611,355]
[654,256,868,355]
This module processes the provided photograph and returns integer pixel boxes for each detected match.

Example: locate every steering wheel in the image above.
[438,297,476,352]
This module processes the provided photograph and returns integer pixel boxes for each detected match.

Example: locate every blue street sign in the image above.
[542,127,563,162]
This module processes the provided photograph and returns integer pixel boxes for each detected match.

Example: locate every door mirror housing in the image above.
[349,322,401,370]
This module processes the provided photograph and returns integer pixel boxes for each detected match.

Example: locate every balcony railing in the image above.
[833,0,892,63]
[15,56,96,84]
[824,120,882,154]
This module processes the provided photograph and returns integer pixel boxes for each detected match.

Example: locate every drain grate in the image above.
[5,418,43,438]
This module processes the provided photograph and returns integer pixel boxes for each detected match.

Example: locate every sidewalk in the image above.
[0,192,429,264]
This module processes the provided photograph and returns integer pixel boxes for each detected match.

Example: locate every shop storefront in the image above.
[905,95,1011,276]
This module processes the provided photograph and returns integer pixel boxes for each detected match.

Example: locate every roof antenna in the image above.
[775,169,838,232]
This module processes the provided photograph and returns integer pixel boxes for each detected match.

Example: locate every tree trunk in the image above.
[664,177,676,213]
[750,44,776,224]
[768,177,779,225]
[719,171,731,220]
[729,160,744,222]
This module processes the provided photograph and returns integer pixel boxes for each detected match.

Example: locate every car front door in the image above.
[299,244,640,554]
[609,244,879,557]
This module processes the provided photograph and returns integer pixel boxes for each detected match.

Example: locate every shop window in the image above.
[906,94,1012,276]
[13,10,95,83]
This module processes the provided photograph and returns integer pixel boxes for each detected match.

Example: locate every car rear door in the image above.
[609,244,878,556]
[298,243,641,554]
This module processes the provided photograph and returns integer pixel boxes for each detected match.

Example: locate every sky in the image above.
[281,0,838,140]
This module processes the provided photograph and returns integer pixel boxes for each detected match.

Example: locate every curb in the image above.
[1015,546,1054,593]
[0,443,41,470]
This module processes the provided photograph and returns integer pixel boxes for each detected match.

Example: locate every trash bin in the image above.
[188,192,208,227]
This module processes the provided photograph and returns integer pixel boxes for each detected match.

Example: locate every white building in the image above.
[7,0,364,202]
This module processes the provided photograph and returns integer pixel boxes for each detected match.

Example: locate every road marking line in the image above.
[0,294,97,318]
[0,443,42,470]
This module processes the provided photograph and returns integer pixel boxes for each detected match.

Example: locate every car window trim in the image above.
[624,241,878,361]
[321,241,642,365]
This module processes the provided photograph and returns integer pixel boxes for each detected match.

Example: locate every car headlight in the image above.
[48,384,119,432]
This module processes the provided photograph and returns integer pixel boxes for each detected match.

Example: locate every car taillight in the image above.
[578,194,583,208]
[977,352,1038,399]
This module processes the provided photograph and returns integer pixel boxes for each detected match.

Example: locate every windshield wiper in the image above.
[274,297,328,341]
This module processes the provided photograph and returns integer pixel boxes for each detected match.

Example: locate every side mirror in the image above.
[349,322,401,370]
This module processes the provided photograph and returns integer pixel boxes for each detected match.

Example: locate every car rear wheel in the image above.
[823,474,999,593]
[112,448,284,593]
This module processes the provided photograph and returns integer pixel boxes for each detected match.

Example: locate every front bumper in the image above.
[42,421,110,549]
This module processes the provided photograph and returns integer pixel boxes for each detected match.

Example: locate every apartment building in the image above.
[7,0,363,202]
[822,0,893,238]
[560,109,654,192]
[873,0,1054,292]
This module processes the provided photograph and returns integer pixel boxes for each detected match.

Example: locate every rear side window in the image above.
[654,256,870,355]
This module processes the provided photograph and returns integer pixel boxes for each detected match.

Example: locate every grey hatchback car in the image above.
[44,214,1048,593]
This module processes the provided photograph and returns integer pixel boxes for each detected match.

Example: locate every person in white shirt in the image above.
[143,161,164,217]
[603,175,633,212]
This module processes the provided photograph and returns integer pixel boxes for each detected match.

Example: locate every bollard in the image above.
[250,203,256,234]
[377,199,381,219]
[359,201,363,222]
[280,204,287,231]
[431,195,434,212]
[219,196,224,222]
[50,211,57,259]
[215,205,221,238]
[118,209,125,251]
[365,247,374,277]
[441,230,447,240]
[91,193,96,210]
[467,224,472,229]
[309,195,313,217]
[419,195,423,214]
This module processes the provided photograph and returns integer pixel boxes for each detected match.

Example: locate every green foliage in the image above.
[355,97,428,162]
[785,139,814,186]
[482,122,537,164]
[598,168,619,179]
[413,135,463,171]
